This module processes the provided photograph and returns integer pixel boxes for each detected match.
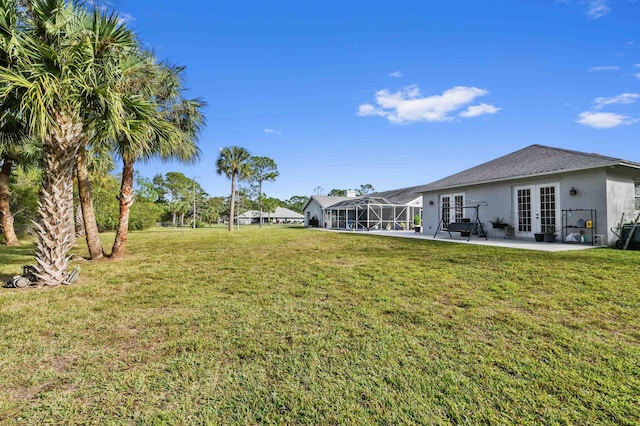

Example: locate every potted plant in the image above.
[489,216,508,229]
[543,226,557,242]
[414,214,421,233]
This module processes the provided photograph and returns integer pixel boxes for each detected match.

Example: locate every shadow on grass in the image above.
[0,244,34,274]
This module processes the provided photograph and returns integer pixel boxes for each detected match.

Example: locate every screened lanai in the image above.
[324,196,421,231]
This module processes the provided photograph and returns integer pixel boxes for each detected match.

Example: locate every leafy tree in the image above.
[162,172,194,226]
[216,146,251,231]
[328,189,347,196]
[261,197,281,224]
[247,156,278,228]
[152,174,169,203]
[89,173,162,232]
[201,196,225,224]
[135,174,164,203]
[1,137,40,245]
[284,195,309,214]
[8,167,40,239]
[90,174,121,232]
[189,183,209,227]
[356,184,375,196]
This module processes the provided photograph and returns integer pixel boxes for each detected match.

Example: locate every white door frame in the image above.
[513,183,560,237]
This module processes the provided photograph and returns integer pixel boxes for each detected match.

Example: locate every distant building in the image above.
[303,187,423,231]
[237,207,304,225]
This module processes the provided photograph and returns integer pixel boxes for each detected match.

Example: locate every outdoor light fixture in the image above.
[429,200,435,205]
[569,187,577,196]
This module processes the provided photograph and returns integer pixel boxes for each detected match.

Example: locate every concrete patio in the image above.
[317,228,604,252]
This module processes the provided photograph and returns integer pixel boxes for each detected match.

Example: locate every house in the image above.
[303,195,354,227]
[270,206,305,223]
[237,207,304,225]
[303,186,423,230]
[419,144,640,245]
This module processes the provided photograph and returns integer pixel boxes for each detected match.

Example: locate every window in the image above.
[635,181,640,210]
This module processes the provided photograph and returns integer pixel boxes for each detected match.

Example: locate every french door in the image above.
[440,193,464,227]
[513,184,559,237]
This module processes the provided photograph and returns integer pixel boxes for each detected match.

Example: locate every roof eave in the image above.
[420,161,635,193]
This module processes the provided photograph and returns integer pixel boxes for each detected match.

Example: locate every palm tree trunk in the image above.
[0,158,20,246]
[33,115,82,286]
[228,173,236,231]
[109,158,135,261]
[76,145,105,259]
[75,204,85,237]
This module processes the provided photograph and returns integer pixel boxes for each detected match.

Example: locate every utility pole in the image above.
[192,176,199,229]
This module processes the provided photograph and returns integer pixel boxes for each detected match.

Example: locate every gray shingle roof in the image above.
[273,206,304,218]
[420,144,640,192]
[369,184,424,205]
[304,195,353,210]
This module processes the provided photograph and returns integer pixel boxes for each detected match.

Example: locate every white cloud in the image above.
[635,73,640,80]
[594,93,640,109]
[358,85,499,123]
[586,0,611,19]
[588,66,619,72]
[118,12,135,24]
[577,111,634,128]
[358,104,387,117]
[264,128,282,135]
[389,71,403,78]
[459,103,501,118]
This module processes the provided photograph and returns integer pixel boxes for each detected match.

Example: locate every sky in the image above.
[106,0,639,200]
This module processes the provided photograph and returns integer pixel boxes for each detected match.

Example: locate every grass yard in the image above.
[1,226,639,424]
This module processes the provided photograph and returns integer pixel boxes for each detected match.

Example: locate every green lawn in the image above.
[1,226,639,424]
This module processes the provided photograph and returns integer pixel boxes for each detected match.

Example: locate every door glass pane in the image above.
[454,195,464,222]
[517,189,531,232]
[442,196,451,226]
[539,186,556,232]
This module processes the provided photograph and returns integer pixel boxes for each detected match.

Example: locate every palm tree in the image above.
[216,146,252,231]
[108,60,204,260]
[0,0,150,286]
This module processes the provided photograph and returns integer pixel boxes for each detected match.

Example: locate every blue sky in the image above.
[108,0,639,200]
